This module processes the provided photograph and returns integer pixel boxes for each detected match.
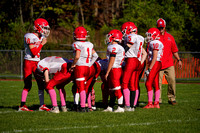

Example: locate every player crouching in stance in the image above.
[70,26,98,112]
[143,28,164,109]
[37,56,73,113]
[104,29,125,113]
[18,18,50,112]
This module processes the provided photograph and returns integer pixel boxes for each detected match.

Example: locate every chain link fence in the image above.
[0,50,199,81]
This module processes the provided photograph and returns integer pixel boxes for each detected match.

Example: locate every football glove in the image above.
[145,68,151,77]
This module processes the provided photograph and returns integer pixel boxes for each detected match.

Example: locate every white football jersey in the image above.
[106,44,125,68]
[37,56,70,74]
[24,33,45,61]
[97,59,108,72]
[124,33,144,61]
[72,41,94,66]
[147,40,164,62]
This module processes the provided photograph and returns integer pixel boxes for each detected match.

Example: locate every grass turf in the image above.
[0,80,199,133]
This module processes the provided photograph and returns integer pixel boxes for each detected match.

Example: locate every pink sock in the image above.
[80,90,86,108]
[87,92,92,108]
[21,89,28,102]
[59,89,66,106]
[134,90,139,106]
[155,90,160,102]
[123,88,130,106]
[48,89,57,107]
[148,90,153,103]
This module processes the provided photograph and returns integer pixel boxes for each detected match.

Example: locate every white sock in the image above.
[74,93,79,105]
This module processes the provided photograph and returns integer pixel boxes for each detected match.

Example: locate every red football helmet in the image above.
[106,29,123,45]
[73,26,88,40]
[145,28,160,42]
[121,22,137,36]
[34,18,50,37]
[157,18,166,28]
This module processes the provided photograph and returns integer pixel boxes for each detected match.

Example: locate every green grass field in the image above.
[0,80,199,133]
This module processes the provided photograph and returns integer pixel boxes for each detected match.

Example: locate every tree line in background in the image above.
[0,0,199,55]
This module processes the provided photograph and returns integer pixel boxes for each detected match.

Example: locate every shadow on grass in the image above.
[0,101,149,112]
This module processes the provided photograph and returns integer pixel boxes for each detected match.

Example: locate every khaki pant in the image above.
[159,66,176,102]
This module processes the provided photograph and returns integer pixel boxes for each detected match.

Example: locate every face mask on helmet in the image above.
[34,18,50,37]
[73,26,88,41]
[121,22,137,38]
[105,29,123,45]
[145,28,160,43]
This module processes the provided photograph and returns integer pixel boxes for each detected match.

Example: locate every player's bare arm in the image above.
[105,56,115,81]
[141,48,147,64]
[70,50,80,72]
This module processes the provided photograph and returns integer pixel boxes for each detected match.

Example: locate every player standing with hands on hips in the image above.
[18,18,50,111]
[70,26,98,112]
[157,18,182,105]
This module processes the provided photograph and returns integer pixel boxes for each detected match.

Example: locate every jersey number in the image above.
[86,48,90,63]
[137,42,143,58]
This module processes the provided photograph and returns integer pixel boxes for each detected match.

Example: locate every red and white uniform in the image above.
[145,40,164,103]
[122,33,144,108]
[37,56,70,74]
[72,41,95,109]
[72,41,94,66]
[24,33,45,61]
[23,33,45,91]
[37,56,73,107]
[107,44,125,100]
[122,33,144,90]
[147,40,163,63]
[124,34,144,61]
[37,56,73,90]
[106,44,125,69]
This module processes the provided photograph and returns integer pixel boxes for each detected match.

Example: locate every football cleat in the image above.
[18,105,33,112]
[91,105,96,111]
[86,107,93,112]
[80,107,86,112]
[114,106,125,113]
[103,106,113,112]
[39,104,50,111]
[61,106,68,112]
[168,100,177,105]
[131,107,135,111]
[124,106,131,111]
[49,106,60,113]
[154,102,160,109]
[143,102,154,109]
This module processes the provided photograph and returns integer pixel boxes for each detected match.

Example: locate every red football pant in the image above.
[85,62,101,94]
[23,59,44,91]
[46,63,72,90]
[74,66,90,92]
[108,68,123,99]
[122,57,140,91]
[145,61,162,92]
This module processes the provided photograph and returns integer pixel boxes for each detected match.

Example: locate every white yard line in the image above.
[1,118,198,133]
